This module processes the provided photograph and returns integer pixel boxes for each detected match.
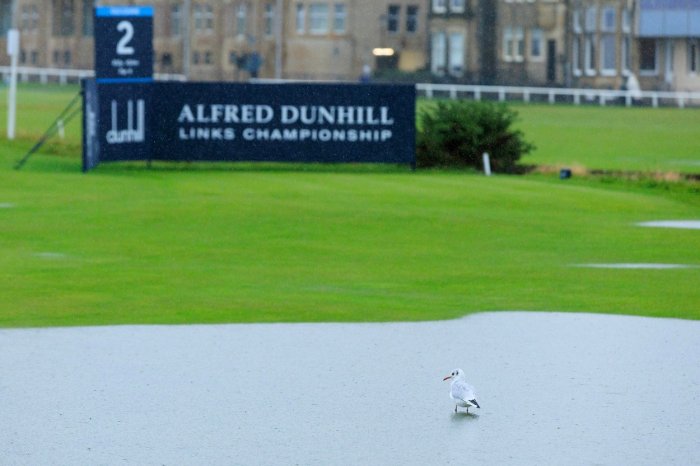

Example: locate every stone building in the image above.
[568,0,700,93]
[497,0,567,86]
[0,0,428,81]
[1,0,699,91]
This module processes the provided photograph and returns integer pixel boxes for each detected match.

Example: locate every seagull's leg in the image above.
[454,405,457,413]
[466,406,469,414]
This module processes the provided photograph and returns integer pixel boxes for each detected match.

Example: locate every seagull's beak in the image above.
[443,375,452,381]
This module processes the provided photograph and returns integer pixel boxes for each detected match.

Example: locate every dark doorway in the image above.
[547,40,556,83]
[375,53,400,72]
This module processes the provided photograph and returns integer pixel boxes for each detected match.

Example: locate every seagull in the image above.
[443,368,480,413]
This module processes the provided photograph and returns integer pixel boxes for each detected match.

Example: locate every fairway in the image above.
[1,84,699,326]
[513,103,700,174]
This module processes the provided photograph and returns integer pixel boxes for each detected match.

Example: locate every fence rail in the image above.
[0,66,186,84]
[3,69,699,108]
[416,83,700,108]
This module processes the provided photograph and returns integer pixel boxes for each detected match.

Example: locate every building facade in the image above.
[497,0,567,86]
[1,0,699,91]
[0,0,428,81]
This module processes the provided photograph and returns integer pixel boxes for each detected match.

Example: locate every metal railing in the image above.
[416,83,700,108]
[0,66,186,84]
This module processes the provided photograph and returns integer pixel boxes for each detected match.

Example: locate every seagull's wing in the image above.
[451,380,478,405]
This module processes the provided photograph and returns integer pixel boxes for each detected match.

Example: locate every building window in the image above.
[21,4,40,31]
[295,3,305,33]
[450,0,465,13]
[601,6,615,32]
[689,40,699,74]
[237,4,247,36]
[639,38,658,75]
[431,31,446,74]
[572,9,582,34]
[600,34,616,75]
[204,51,212,65]
[333,4,346,34]
[432,0,446,14]
[64,50,72,65]
[53,0,75,37]
[309,3,329,34]
[171,4,182,37]
[585,6,596,33]
[531,28,543,59]
[665,40,674,83]
[622,35,630,75]
[194,4,214,33]
[31,50,39,65]
[585,35,596,75]
[406,5,419,33]
[82,0,93,36]
[503,27,513,60]
[622,8,631,33]
[573,35,582,76]
[503,27,524,61]
[387,5,400,34]
[264,3,274,36]
[0,0,11,35]
[193,51,200,65]
[449,32,465,76]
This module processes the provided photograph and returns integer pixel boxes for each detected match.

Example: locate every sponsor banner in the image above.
[94,6,153,82]
[151,82,415,164]
[96,82,152,163]
[82,79,100,172]
[83,81,415,170]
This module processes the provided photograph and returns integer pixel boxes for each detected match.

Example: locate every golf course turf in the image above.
[1,84,699,326]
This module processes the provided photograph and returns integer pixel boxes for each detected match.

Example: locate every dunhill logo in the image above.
[106,99,145,144]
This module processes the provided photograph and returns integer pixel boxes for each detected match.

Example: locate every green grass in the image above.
[513,103,700,174]
[0,84,699,327]
[418,99,700,174]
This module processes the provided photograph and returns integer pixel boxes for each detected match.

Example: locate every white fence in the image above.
[416,83,700,108]
[0,66,186,84]
[3,68,699,108]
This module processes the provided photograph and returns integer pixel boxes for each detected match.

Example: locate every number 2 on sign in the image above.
[116,20,135,55]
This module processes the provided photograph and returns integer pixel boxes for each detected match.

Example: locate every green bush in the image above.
[416,100,534,172]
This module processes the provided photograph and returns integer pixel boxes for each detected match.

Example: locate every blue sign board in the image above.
[82,81,416,171]
[94,6,153,82]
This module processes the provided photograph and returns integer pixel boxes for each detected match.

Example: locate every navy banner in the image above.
[82,81,415,171]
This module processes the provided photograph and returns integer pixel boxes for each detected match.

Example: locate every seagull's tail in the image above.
[470,399,480,409]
